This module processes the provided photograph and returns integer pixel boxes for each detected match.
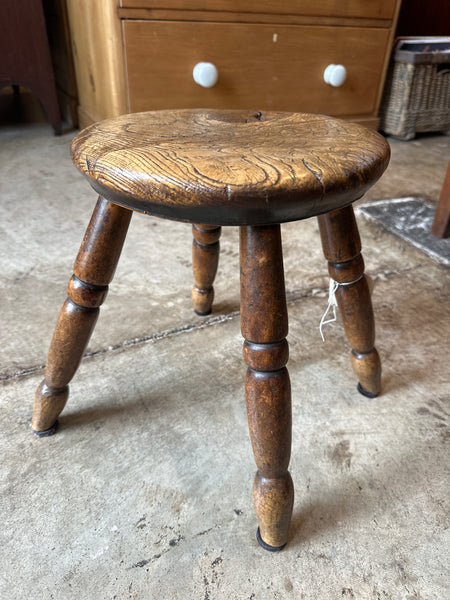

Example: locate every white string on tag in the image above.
[319,274,366,341]
[319,279,339,341]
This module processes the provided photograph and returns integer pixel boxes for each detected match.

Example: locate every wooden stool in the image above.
[31,109,390,551]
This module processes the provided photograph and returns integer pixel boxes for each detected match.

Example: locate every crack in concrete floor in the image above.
[0,263,425,384]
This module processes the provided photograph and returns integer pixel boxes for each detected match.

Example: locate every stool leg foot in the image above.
[32,383,68,435]
[31,197,132,433]
[191,224,221,315]
[240,225,294,550]
[318,206,381,396]
[352,349,381,397]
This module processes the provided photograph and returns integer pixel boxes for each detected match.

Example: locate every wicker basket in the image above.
[380,37,450,140]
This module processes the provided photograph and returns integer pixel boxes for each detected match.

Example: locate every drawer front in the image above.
[120,1,398,20]
[124,21,390,117]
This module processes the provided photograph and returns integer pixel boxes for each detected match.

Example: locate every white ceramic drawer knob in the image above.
[323,64,347,87]
[193,62,219,88]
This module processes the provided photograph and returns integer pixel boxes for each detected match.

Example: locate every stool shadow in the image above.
[60,397,156,430]
[287,441,440,548]
[209,301,240,315]
[372,283,446,395]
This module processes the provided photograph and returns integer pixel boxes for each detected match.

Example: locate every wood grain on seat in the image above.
[71,108,390,225]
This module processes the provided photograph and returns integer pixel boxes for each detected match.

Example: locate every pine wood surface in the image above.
[119,0,398,20]
[118,9,392,28]
[71,109,390,226]
[65,0,127,124]
[65,0,401,124]
[123,21,390,117]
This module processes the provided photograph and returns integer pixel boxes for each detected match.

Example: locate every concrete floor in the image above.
[1,91,449,599]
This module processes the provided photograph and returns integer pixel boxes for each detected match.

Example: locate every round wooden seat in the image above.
[71,109,390,225]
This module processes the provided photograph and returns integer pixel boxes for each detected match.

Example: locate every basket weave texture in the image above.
[380,40,450,140]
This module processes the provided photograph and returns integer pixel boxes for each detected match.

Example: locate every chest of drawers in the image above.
[66,0,401,129]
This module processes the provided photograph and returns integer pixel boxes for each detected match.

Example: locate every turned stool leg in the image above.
[318,206,381,397]
[31,197,132,435]
[191,223,221,315]
[240,224,294,550]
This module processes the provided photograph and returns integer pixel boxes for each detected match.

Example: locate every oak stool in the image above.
[31,109,390,551]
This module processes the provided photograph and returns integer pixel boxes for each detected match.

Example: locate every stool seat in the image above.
[71,109,390,225]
